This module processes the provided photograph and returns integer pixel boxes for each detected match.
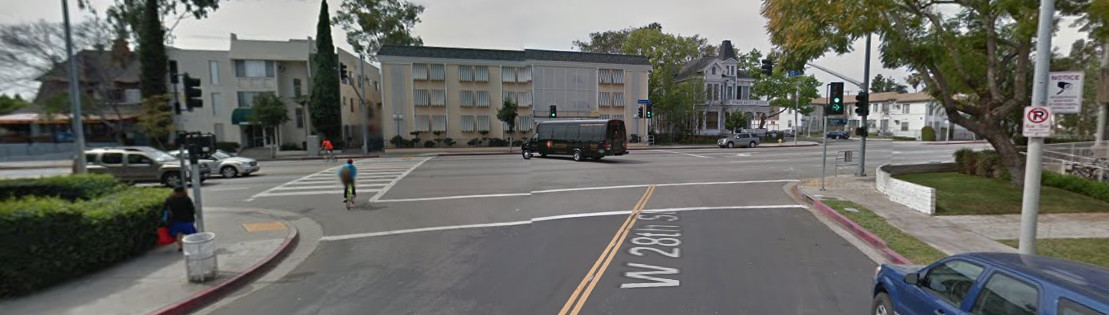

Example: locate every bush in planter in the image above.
[390,135,406,148]
[0,187,170,297]
[424,140,436,148]
[216,142,240,153]
[1043,172,1109,203]
[975,150,1002,178]
[467,138,483,146]
[953,148,977,175]
[921,126,936,141]
[444,138,456,147]
[0,174,122,202]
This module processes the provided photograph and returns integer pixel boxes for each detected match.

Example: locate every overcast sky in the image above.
[2,0,1090,98]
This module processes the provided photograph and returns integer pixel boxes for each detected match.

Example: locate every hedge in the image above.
[952,149,1010,180]
[1042,172,1109,204]
[0,187,170,298]
[0,174,123,202]
[921,126,936,141]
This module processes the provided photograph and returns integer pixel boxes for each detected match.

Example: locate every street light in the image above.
[392,114,403,147]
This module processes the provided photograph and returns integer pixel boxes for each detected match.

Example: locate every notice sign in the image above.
[1023,106,1052,137]
[1047,71,1084,114]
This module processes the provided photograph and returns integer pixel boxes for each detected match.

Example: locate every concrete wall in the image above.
[875,163,957,215]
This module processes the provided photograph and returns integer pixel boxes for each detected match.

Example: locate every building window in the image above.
[293,79,302,98]
[460,91,474,107]
[740,86,750,100]
[901,122,909,131]
[414,89,430,106]
[614,114,624,120]
[475,66,489,82]
[416,115,431,132]
[295,108,304,128]
[476,91,491,107]
[430,90,446,106]
[599,92,611,106]
[600,114,610,120]
[428,64,445,81]
[519,66,531,82]
[209,61,221,84]
[712,67,717,75]
[902,104,911,114]
[211,92,222,116]
[460,115,475,132]
[124,89,141,103]
[234,60,274,78]
[350,97,355,113]
[476,115,491,132]
[413,64,428,80]
[459,65,474,82]
[502,67,517,83]
[518,91,532,107]
[237,91,272,108]
[614,92,625,107]
[432,115,447,132]
[519,116,533,131]
[504,91,518,105]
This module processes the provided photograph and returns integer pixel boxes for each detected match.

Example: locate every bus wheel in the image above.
[573,150,583,162]
[594,156,603,161]
[522,149,531,160]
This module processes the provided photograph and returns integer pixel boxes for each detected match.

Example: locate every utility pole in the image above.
[794,86,800,145]
[1095,43,1108,148]
[1018,0,1056,255]
[858,34,872,176]
[62,0,86,174]
[359,54,370,155]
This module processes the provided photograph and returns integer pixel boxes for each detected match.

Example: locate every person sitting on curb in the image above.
[164,186,197,252]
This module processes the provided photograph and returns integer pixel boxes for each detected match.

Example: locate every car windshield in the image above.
[147,151,175,162]
[213,151,233,159]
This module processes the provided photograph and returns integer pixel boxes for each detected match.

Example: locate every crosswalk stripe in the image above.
[246,157,432,201]
[272,184,387,190]
[255,189,382,197]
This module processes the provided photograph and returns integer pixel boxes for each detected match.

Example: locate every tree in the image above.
[870,74,909,93]
[310,0,342,140]
[333,0,425,58]
[0,94,28,115]
[497,97,519,148]
[249,93,289,156]
[724,111,748,131]
[736,49,822,129]
[904,73,926,91]
[762,0,1096,185]
[137,0,167,97]
[136,94,173,149]
[0,19,111,94]
[619,27,703,139]
[572,22,661,54]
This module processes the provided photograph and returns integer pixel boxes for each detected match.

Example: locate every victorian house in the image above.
[676,40,770,136]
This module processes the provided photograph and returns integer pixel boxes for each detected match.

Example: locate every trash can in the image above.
[182,232,218,282]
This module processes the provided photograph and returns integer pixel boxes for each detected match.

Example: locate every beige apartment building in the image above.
[376,45,651,148]
[168,34,381,150]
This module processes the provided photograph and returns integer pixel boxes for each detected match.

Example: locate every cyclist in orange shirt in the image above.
[321,139,335,161]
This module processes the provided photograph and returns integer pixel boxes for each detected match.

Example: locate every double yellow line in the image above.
[558,185,656,315]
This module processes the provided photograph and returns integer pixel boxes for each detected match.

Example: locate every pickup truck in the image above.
[872,252,1109,315]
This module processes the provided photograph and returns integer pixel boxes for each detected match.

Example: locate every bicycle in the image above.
[344,185,355,210]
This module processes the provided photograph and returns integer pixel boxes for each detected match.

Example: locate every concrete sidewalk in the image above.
[0,207,300,315]
[796,175,1016,256]
[0,160,72,170]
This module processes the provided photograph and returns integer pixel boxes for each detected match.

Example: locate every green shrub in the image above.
[216,141,240,153]
[0,174,122,202]
[954,148,976,175]
[1043,172,1109,203]
[921,126,936,141]
[444,138,456,147]
[0,187,170,297]
[975,150,1001,178]
[893,136,917,141]
[423,140,436,148]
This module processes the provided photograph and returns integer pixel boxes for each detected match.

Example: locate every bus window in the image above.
[553,125,567,140]
[538,124,553,140]
[608,121,625,140]
[567,125,580,140]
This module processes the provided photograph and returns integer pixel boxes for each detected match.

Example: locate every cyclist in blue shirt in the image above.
[338,159,358,202]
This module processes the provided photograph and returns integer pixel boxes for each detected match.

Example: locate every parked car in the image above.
[872,252,1109,315]
[169,149,260,178]
[766,130,795,139]
[827,131,850,139]
[75,147,209,187]
[717,133,760,148]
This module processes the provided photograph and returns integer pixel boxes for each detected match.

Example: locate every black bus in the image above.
[522,119,628,161]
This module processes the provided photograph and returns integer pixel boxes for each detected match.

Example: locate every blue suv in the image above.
[872,252,1109,315]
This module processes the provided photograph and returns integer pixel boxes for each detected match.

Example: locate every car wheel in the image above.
[540,153,548,158]
[221,166,238,178]
[727,142,734,148]
[594,156,603,161]
[749,141,757,148]
[162,173,181,187]
[872,292,893,315]
[573,150,583,162]
[522,149,532,160]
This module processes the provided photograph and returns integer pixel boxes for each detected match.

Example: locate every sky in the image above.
[0,0,1091,99]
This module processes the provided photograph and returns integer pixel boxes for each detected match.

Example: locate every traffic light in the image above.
[549,105,557,118]
[855,92,870,116]
[760,59,773,75]
[645,105,653,119]
[827,82,844,115]
[637,106,643,118]
[168,60,179,84]
[340,63,349,82]
[183,74,202,111]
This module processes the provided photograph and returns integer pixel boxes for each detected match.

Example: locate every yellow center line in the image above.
[558,185,656,315]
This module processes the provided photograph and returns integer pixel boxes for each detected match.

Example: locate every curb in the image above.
[922,141,987,145]
[149,223,300,315]
[788,182,911,265]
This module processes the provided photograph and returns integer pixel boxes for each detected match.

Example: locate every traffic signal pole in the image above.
[858,34,872,177]
[62,0,87,174]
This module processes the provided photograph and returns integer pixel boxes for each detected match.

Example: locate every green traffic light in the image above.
[833,97,841,103]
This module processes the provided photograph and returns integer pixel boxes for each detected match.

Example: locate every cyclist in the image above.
[321,139,335,161]
[338,159,357,204]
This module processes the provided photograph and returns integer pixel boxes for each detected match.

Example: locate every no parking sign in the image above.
[1022,106,1053,137]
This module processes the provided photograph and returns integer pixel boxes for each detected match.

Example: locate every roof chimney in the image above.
[110,39,131,67]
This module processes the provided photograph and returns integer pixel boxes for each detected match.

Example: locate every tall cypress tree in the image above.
[138,0,167,97]
[309,0,341,140]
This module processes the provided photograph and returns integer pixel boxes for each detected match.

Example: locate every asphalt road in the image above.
[47,141,982,314]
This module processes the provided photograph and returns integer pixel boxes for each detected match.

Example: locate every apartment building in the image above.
[809,91,973,140]
[676,40,770,136]
[376,45,651,147]
[168,34,381,149]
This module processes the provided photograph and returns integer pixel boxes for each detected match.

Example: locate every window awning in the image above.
[231,108,253,125]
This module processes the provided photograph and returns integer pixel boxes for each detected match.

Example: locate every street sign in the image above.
[828,118,847,126]
[637,99,651,105]
[1022,106,1053,137]
[1047,71,1084,114]
[787,70,803,77]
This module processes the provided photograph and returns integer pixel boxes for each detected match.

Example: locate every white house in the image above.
[808,91,974,140]
[676,40,770,136]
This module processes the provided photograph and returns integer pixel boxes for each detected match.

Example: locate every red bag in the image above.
[157,227,175,246]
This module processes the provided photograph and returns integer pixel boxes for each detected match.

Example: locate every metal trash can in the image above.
[182,232,218,282]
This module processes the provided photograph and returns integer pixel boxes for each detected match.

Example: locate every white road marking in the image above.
[658,150,710,159]
[368,157,433,202]
[246,157,429,201]
[736,153,751,157]
[374,179,799,203]
[319,204,804,241]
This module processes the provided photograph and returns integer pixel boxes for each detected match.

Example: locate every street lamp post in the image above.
[62,0,86,173]
[392,114,403,147]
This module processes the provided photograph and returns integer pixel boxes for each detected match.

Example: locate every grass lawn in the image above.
[895,172,1109,216]
[1000,239,1109,270]
[822,199,948,264]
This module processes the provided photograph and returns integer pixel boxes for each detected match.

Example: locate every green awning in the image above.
[231,108,253,125]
